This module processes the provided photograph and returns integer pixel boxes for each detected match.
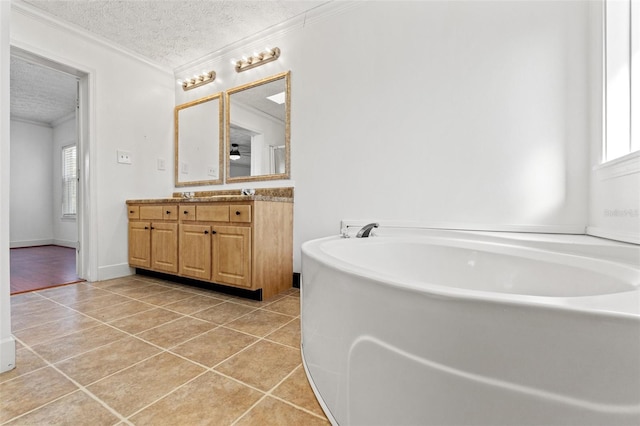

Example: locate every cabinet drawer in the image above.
[127,205,140,219]
[140,205,178,221]
[196,205,229,222]
[180,205,196,221]
[230,205,252,223]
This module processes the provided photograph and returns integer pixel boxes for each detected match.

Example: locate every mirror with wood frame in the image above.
[225,71,290,183]
[175,92,224,187]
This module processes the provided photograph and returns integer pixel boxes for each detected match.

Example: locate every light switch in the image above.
[157,158,166,170]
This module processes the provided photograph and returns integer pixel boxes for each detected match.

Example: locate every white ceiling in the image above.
[10,0,328,125]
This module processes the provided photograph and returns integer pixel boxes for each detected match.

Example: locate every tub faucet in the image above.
[356,223,379,238]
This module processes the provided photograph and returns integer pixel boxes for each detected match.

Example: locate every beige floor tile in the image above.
[10,291,46,307]
[136,316,216,349]
[282,287,300,297]
[31,324,127,363]
[4,390,119,426]
[11,304,78,332]
[104,282,173,298]
[235,396,329,426]
[11,298,63,318]
[215,340,301,392]
[38,282,109,304]
[272,365,325,417]
[12,313,101,346]
[226,309,293,337]
[263,296,300,317]
[137,289,196,306]
[171,327,257,367]
[0,367,78,423]
[130,371,262,425]
[0,347,47,384]
[55,336,161,386]
[87,352,205,417]
[90,276,146,289]
[108,307,183,334]
[83,300,154,322]
[193,301,256,325]
[163,294,226,315]
[265,318,300,349]
[67,292,132,313]
[228,293,287,308]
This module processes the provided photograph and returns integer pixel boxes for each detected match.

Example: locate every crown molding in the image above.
[51,111,76,128]
[174,1,362,75]
[10,115,52,128]
[11,0,173,76]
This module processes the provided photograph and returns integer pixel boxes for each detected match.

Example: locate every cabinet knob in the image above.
[204,230,209,235]
[144,226,149,230]
[150,226,155,230]
[211,230,217,235]
[235,211,241,216]
[129,210,134,214]
[184,210,189,215]
[166,210,171,215]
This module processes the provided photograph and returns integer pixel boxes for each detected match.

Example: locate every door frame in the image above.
[10,44,97,281]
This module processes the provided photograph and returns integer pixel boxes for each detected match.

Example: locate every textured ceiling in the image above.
[20,0,328,70]
[10,56,78,125]
[11,0,327,126]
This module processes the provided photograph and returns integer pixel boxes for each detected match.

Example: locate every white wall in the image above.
[0,0,16,374]
[176,0,591,271]
[10,4,175,280]
[9,119,54,247]
[52,114,78,247]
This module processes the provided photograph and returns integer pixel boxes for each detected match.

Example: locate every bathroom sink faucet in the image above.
[356,223,379,238]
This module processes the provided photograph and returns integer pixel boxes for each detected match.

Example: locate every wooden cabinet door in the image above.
[212,225,252,288]
[179,224,211,280]
[151,222,178,273]
[128,222,151,268]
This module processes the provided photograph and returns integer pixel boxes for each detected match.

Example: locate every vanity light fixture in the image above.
[230,144,241,160]
[180,70,216,91]
[234,47,281,72]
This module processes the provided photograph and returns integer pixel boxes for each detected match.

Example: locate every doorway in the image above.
[9,47,89,293]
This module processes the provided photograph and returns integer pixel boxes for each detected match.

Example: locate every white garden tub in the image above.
[300,229,640,425]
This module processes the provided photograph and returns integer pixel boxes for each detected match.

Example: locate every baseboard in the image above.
[0,336,16,374]
[53,239,77,249]
[97,263,135,281]
[10,239,54,248]
[586,226,640,245]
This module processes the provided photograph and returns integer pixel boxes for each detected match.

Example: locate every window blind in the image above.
[62,145,77,217]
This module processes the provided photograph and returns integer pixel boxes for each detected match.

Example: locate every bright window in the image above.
[604,0,639,162]
[62,144,77,217]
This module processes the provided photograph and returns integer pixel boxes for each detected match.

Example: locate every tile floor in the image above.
[2,275,328,425]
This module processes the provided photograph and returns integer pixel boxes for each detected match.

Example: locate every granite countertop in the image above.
[126,187,293,204]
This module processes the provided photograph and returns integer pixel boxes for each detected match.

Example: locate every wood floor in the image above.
[10,245,83,295]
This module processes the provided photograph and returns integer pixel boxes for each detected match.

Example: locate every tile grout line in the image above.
[3,336,131,425]
[9,279,311,424]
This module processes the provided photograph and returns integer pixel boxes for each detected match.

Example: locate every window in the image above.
[62,144,77,217]
[604,0,639,162]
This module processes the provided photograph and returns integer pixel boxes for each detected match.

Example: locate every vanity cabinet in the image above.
[127,204,178,274]
[127,195,293,300]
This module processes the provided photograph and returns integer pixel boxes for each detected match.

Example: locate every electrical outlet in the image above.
[157,158,166,170]
[117,150,132,164]
[180,162,189,174]
[207,166,217,176]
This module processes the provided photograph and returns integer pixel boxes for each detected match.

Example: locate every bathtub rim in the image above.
[301,231,640,319]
